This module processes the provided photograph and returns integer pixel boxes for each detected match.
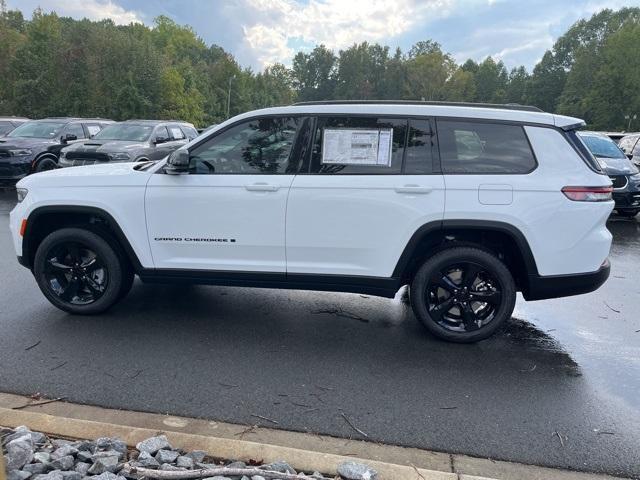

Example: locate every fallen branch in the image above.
[250,414,279,425]
[122,464,332,480]
[340,412,369,438]
[12,397,66,410]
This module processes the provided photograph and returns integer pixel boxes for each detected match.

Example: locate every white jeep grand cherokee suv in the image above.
[9,101,613,343]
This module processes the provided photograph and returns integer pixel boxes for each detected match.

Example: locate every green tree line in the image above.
[1,2,639,129]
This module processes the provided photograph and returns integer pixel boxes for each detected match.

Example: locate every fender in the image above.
[392,219,540,279]
[21,205,144,272]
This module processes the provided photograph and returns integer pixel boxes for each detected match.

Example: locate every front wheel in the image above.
[34,157,58,172]
[33,228,125,314]
[410,247,516,343]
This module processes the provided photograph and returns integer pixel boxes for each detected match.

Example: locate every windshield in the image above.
[0,122,16,136]
[93,124,154,142]
[579,133,626,159]
[7,121,66,139]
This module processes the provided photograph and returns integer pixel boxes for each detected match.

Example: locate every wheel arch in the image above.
[22,205,144,273]
[32,152,59,170]
[393,220,539,294]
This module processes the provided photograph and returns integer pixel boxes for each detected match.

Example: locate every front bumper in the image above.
[0,160,31,184]
[524,259,611,301]
[612,191,640,210]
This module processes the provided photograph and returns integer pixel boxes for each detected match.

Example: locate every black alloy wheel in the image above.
[43,242,108,305]
[35,157,58,172]
[410,247,516,343]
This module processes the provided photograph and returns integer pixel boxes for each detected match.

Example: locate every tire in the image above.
[410,247,516,343]
[33,228,125,314]
[617,210,638,218]
[34,156,58,173]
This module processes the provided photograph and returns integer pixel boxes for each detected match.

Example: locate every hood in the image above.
[595,155,639,176]
[17,162,152,189]
[0,137,57,149]
[63,139,146,153]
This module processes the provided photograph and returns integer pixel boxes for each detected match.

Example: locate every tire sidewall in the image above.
[33,228,123,314]
[35,157,58,173]
[410,247,516,343]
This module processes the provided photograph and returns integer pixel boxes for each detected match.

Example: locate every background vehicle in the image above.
[59,120,199,167]
[604,132,629,144]
[618,133,640,166]
[0,117,112,183]
[0,117,29,137]
[580,131,640,217]
[10,102,613,343]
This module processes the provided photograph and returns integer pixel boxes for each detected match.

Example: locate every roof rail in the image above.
[125,119,190,123]
[292,100,544,113]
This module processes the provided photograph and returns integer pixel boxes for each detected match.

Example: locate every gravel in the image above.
[2,425,377,480]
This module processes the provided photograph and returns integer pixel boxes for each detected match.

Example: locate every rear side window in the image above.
[169,126,185,140]
[310,117,406,174]
[437,120,536,174]
[404,119,434,174]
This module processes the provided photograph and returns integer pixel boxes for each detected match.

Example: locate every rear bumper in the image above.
[524,259,610,301]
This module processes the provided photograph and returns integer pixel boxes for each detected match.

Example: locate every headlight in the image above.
[9,149,32,156]
[108,152,131,161]
[16,188,28,203]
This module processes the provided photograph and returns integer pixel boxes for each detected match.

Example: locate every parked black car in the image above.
[0,117,112,184]
[580,131,640,217]
[59,120,198,167]
[618,133,640,167]
[0,117,29,137]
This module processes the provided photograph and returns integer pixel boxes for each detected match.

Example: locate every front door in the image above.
[145,116,308,272]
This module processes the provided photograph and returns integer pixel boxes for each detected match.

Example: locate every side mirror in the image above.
[155,136,169,145]
[627,153,634,160]
[62,133,77,144]
[165,149,190,175]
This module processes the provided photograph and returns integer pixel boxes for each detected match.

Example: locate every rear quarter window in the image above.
[437,120,536,174]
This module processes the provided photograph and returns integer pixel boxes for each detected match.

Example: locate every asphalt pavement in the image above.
[1,189,639,477]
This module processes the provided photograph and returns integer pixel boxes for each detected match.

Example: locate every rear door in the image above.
[286,115,445,278]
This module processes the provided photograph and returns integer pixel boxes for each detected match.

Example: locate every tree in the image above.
[474,57,508,103]
[291,45,337,101]
[404,42,455,100]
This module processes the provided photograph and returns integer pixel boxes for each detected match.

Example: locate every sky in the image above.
[7,0,640,72]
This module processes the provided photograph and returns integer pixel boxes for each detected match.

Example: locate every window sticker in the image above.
[322,128,393,166]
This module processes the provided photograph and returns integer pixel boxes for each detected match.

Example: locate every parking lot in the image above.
[1,189,639,478]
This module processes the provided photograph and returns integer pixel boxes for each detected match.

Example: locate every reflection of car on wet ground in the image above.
[59,120,198,167]
[0,117,29,137]
[0,118,113,184]
[579,131,640,217]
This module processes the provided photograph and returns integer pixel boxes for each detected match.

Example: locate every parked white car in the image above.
[9,101,613,342]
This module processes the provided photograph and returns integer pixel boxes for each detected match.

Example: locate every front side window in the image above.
[310,117,406,174]
[437,120,536,174]
[85,124,102,137]
[154,126,170,142]
[0,121,14,136]
[169,126,185,140]
[188,116,300,174]
[65,123,85,139]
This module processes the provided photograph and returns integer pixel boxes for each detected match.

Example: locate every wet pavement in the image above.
[0,189,639,477]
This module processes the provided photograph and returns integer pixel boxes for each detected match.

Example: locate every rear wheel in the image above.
[33,228,125,314]
[410,247,516,343]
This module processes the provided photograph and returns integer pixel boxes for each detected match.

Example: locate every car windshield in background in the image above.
[0,122,16,136]
[580,134,626,159]
[7,121,65,139]
[94,124,154,142]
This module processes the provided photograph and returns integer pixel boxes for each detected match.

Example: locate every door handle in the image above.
[394,185,433,194]
[244,183,280,192]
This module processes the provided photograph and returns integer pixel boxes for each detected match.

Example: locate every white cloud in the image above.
[241,0,454,67]
[21,0,142,25]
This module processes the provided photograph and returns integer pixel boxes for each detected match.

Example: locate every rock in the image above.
[23,463,47,475]
[225,461,246,469]
[176,456,194,469]
[76,451,92,463]
[250,476,266,480]
[74,463,91,476]
[8,470,31,480]
[96,438,127,455]
[87,455,119,474]
[93,450,126,462]
[60,472,82,480]
[74,441,96,453]
[259,460,296,474]
[196,463,218,469]
[33,472,63,480]
[202,477,233,480]
[33,452,51,464]
[51,445,78,460]
[185,450,206,463]
[336,461,378,480]
[135,436,171,455]
[159,464,184,471]
[4,427,47,447]
[51,440,73,449]
[90,472,119,480]
[134,452,160,469]
[50,456,75,471]
[155,449,179,464]
[5,436,34,470]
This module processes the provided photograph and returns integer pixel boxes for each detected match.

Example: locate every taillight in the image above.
[561,186,613,202]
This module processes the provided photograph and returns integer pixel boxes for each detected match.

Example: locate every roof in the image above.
[124,119,194,125]
[39,117,114,122]
[211,102,584,132]
[0,117,29,121]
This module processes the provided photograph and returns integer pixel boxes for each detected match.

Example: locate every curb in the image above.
[0,406,463,480]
